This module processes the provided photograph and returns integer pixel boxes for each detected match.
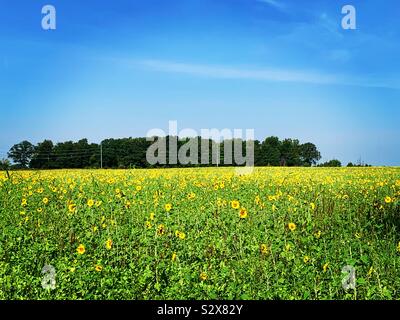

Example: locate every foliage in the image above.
[7,141,35,168]
[347,162,372,167]
[8,137,321,169]
[318,159,342,167]
[0,167,399,299]
[300,142,322,166]
[0,159,10,170]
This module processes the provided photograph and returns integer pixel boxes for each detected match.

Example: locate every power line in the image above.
[1,146,127,160]
[31,150,100,157]
[29,148,119,158]
[31,153,100,160]
[35,148,99,154]
[32,146,118,156]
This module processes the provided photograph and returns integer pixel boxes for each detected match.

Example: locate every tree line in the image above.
[0,136,360,170]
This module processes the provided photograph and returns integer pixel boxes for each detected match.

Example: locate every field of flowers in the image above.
[1,167,400,300]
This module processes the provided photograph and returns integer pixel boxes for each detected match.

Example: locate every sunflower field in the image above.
[1,167,400,300]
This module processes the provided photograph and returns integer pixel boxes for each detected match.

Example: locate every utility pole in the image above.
[100,142,103,169]
[216,141,219,168]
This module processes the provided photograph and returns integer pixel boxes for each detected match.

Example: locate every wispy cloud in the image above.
[133,59,399,90]
[256,0,287,11]
[318,13,343,38]
[138,59,337,84]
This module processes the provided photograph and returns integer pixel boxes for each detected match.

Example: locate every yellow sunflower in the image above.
[157,224,166,235]
[200,272,208,281]
[77,244,85,255]
[231,200,240,209]
[239,208,248,219]
[87,199,94,207]
[260,244,269,254]
[95,265,103,272]
[105,239,112,250]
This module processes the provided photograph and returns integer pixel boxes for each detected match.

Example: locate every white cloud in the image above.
[138,59,338,84]
[134,59,400,90]
[257,0,286,11]
[318,13,343,38]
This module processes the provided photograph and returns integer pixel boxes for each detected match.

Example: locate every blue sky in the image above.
[0,0,399,165]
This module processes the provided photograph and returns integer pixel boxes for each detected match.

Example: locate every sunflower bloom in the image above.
[385,196,392,203]
[87,199,95,207]
[95,265,103,272]
[157,224,166,236]
[200,272,207,281]
[231,200,240,209]
[68,203,76,213]
[239,208,248,219]
[105,239,112,250]
[77,244,85,255]
[260,244,269,255]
